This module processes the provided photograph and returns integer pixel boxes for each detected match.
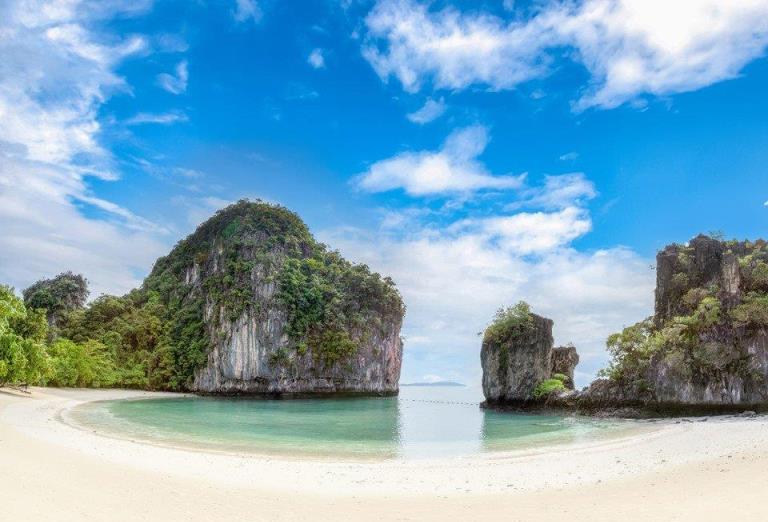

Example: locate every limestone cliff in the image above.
[143,200,404,395]
[481,303,579,405]
[551,346,579,390]
[584,235,768,410]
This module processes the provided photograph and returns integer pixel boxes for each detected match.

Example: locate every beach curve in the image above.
[1,387,767,521]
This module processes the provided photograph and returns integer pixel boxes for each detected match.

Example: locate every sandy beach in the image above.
[1,387,767,521]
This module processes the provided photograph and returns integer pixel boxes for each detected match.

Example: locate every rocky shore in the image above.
[481,235,768,417]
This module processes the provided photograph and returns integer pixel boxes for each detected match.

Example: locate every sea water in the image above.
[69,386,634,459]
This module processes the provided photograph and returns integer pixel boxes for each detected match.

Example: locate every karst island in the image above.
[2,1,768,520]
[481,235,768,416]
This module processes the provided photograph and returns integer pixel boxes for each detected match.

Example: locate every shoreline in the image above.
[2,387,768,520]
[61,391,659,462]
[481,397,768,418]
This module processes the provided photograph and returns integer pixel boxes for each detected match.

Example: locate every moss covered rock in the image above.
[481,302,578,404]
[141,199,405,395]
[589,234,768,408]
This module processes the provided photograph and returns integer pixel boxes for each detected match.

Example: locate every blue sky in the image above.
[1,0,767,386]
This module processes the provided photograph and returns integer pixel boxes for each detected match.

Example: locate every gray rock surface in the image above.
[551,346,579,389]
[177,233,403,396]
[643,330,768,405]
[583,235,768,410]
[481,314,566,403]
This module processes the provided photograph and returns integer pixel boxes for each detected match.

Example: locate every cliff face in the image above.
[481,303,580,404]
[586,235,768,408]
[144,200,404,395]
[481,313,554,402]
[190,261,403,394]
[551,346,579,389]
[655,235,739,324]
[644,340,767,404]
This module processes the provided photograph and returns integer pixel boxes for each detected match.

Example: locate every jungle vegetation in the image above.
[599,238,768,390]
[0,200,404,391]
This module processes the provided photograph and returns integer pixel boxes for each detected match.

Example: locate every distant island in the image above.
[401,381,466,387]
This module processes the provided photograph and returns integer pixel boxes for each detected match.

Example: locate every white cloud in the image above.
[559,151,578,161]
[154,33,189,53]
[307,48,325,69]
[0,0,168,296]
[513,172,597,210]
[363,0,552,94]
[454,206,593,255]
[355,126,525,196]
[363,0,768,109]
[406,97,446,124]
[233,0,261,24]
[125,111,189,125]
[285,82,320,100]
[174,168,205,179]
[561,1,768,110]
[157,60,188,94]
[0,5,145,165]
[0,155,168,297]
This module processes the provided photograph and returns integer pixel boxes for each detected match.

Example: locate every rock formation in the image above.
[582,234,768,411]
[481,303,579,405]
[143,200,405,395]
[22,272,88,328]
[551,345,579,389]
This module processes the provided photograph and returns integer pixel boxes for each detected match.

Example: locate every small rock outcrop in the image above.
[22,272,89,328]
[480,302,579,405]
[551,345,579,389]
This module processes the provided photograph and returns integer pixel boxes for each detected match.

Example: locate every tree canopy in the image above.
[23,272,88,326]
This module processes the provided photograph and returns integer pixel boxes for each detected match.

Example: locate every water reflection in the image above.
[396,385,485,458]
[70,386,624,459]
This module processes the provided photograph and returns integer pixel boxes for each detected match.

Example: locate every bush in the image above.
[600,236,768,390]
[483,301,534,346]
[675,296,721,332]
[731,293,768,327]
[600,318,658,381]
[533,378,566,399]
[277,249,402,366]
[743,260,768,292]
[0,285,49,386]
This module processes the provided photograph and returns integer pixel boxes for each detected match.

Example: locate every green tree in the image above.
[23,272,89,327]
[0,285,49,386]
[47,338,118,388]
[600,318,659,382]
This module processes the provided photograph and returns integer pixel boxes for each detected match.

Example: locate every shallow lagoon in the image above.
[70,386,635,459]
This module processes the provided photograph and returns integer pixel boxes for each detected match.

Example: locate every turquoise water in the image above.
[70,386,634,459]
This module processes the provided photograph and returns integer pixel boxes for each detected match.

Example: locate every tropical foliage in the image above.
[0,286,48,386]
[600,237,768,387]
[533,376,567,399]
[0,199,404,391]
[23,271,88,327]
[482,301,535,346]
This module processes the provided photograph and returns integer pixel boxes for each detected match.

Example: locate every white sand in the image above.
[1,387,767,521]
